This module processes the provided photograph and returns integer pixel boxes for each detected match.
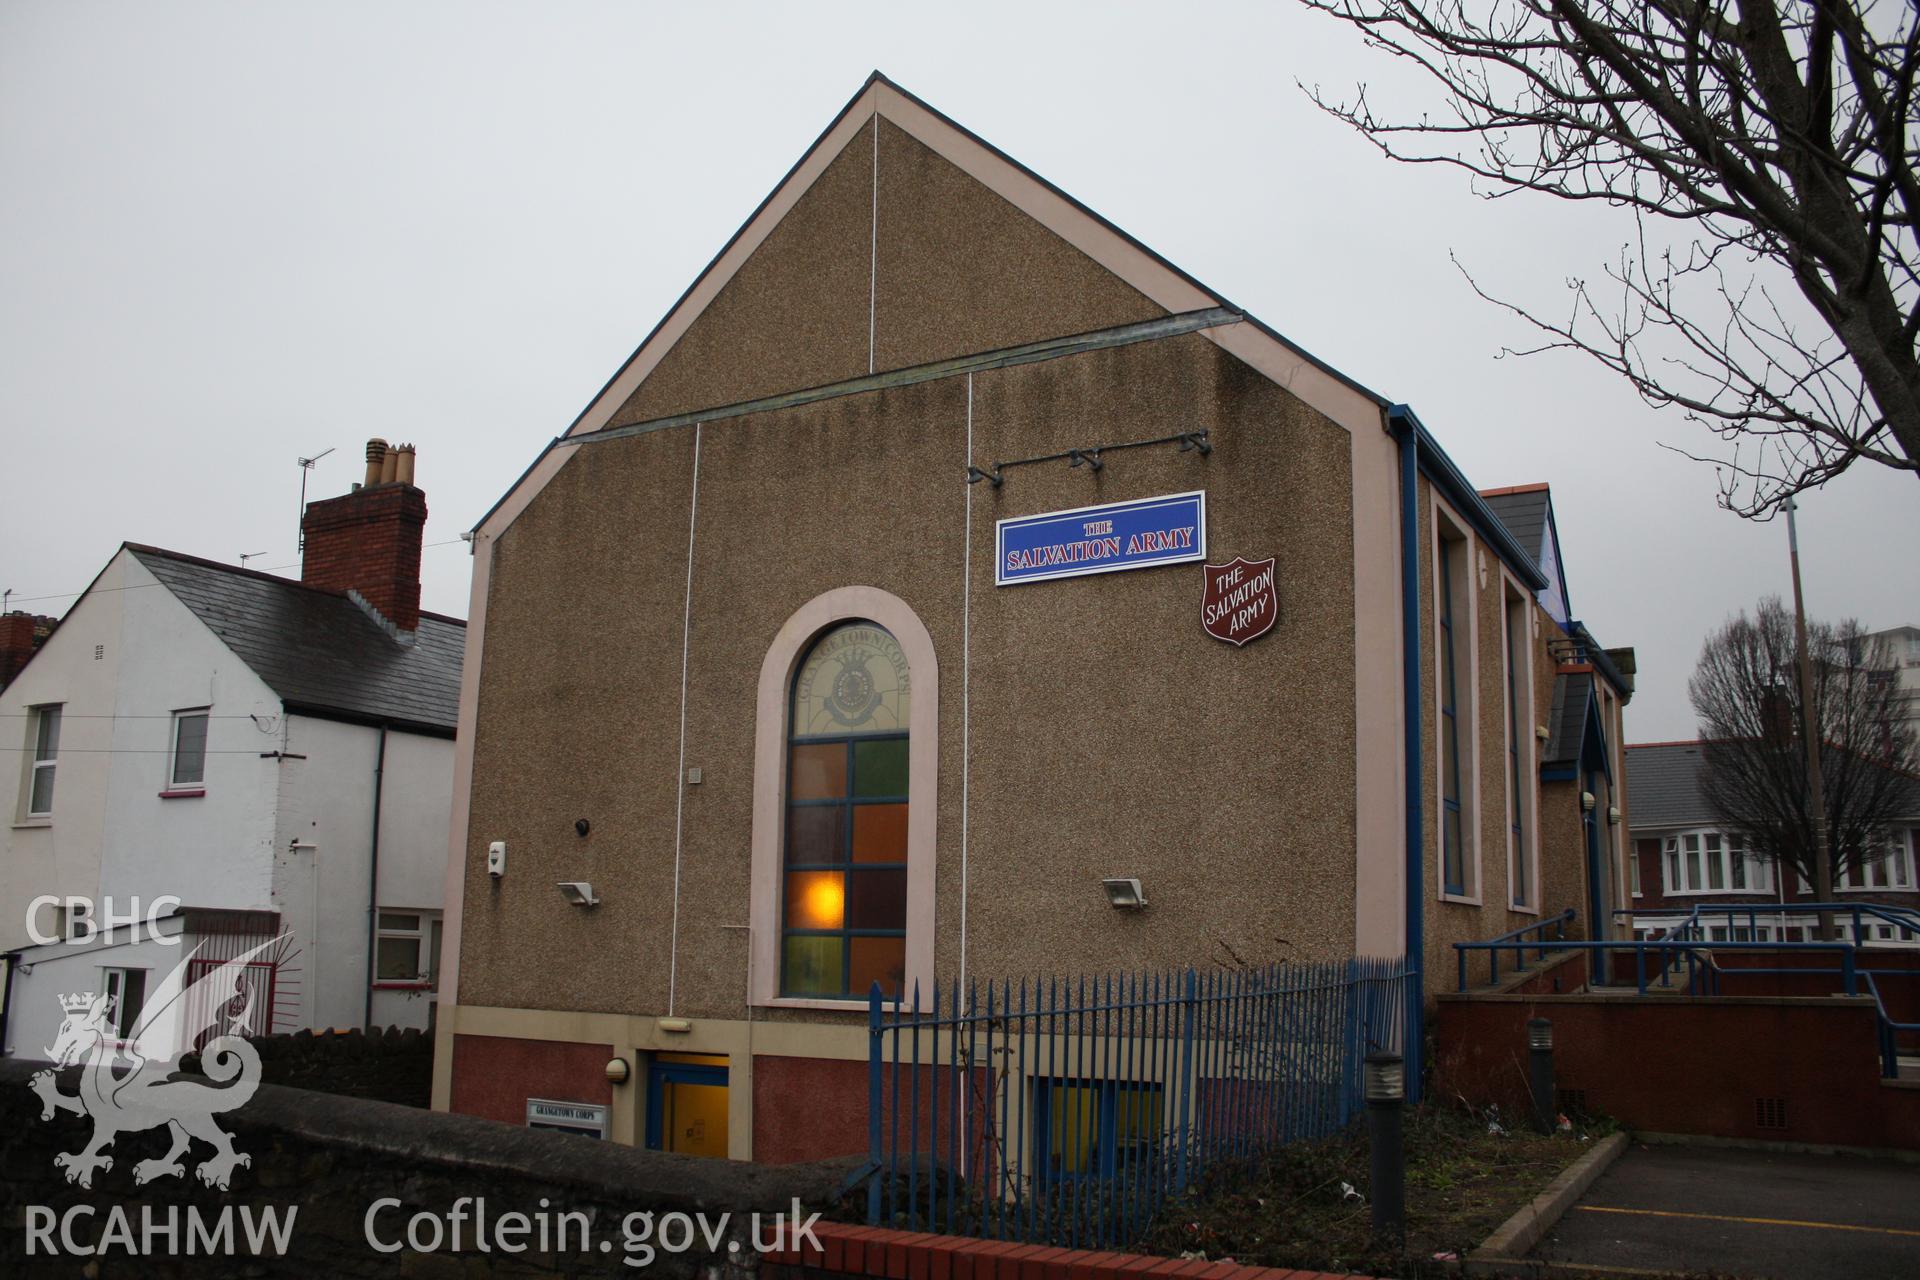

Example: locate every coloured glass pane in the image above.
[792,623,911,738]
[852,737,908,798]
[781,936,842,996]
[785,805,846,866]
[785,871,845,930]
[788,742,847,801]
[848,936,905,998]
[847,868,906,930]
[852,804,908,862]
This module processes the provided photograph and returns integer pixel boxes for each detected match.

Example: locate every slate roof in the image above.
[1627,740,1920,830]
[129,545,463,735]
[1480,487,1552,567]
[1624,742,1717,829]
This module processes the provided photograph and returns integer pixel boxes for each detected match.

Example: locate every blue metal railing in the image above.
[1864,972,1920,1079]
[1455,907,1575,991]
[1453,937,1861,996]
[1616,901,1920,946]
[865,956,1412,1249]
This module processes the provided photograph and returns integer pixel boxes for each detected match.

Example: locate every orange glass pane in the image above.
[785,871,845,930]
[789,742,847,800]
[851,803,908,862]
[849,936,906,998]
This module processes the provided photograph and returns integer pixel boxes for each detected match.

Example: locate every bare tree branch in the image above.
[1298,0,1920,516]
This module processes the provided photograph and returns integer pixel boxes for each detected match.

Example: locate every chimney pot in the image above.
[395,443,416,487]
[364,438,390,488]
[301,457,428,632]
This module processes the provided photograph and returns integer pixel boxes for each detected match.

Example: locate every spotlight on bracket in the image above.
[1068,448,1103,471]
[1101,877,1148,910]
[1178,430,1213,456]
[557,881,601,908]
[965,465,1003,488]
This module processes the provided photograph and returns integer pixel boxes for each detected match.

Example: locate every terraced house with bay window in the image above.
[433,74,1636,1162]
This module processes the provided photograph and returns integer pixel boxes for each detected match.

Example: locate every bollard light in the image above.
[1364,1052,1405,1103]
[1364,1051,1406,1246]
[1527,1017,1556,1135]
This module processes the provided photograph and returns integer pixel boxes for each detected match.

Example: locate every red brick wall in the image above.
[1434,992,1920,1148]
[449,1033,612,1126]
[300,483,428,630]
[764,1223,1371,1280]
[753,1056,989,1168]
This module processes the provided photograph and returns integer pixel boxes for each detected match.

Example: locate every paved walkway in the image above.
[1533,1142,1920,1279]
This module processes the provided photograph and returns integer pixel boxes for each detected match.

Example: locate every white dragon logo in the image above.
[29,935,284,1190]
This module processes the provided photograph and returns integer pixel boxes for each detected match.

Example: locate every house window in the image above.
[1033,1079,1165,1182]
[1629,847,1643,898]
[168,709,209,789]
[780,622,910,1000]
[1436,519,1475,898]
[1661,831,1772,895]
[1838,832,1915,891]
[1503,588,1535,908]
[102,967,147,1041]
[375,911,443,986]
[26,704,61,817]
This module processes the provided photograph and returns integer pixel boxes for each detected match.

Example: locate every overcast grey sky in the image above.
[2,1,1914,743]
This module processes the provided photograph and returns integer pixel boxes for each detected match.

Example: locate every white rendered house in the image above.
[1,442,460,1060]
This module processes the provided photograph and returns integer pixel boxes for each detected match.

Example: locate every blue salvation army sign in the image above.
[996,491,1207,587]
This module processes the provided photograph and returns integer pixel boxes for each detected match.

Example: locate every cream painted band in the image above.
[439,1001,871,1161]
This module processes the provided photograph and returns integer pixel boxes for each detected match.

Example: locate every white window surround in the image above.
[101,966,147,1043]
[1500,576,1540,915]
[1837,830,1916,892]
[25,703,61,819]
[748,586,938,1012]
[1660,830,1774,896]
[165,707,210,792]
[1431,497,1481,906]
[374,909,443,987]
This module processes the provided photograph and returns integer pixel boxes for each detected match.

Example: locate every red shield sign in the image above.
[1201,557,1278,646]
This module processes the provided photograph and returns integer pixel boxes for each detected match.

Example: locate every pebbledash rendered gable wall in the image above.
[454,109,1364,1023]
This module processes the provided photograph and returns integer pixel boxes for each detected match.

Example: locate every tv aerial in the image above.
[296,447,335,551]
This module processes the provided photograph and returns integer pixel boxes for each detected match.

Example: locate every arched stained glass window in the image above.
[780,622,911,999]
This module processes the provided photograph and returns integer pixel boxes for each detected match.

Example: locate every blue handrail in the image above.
[1453,937,1860,996]
[1455,907,1576,991]
[1864,971,1920,1080]
[1615,901,1920,944]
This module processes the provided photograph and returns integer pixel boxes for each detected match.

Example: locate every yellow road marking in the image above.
[1576,1204,1920,1238]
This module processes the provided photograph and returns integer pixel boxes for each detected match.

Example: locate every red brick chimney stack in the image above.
[0,612,57,691]
[301,438,428,632]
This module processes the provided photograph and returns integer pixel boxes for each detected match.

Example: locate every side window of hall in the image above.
[780,622,910,1000]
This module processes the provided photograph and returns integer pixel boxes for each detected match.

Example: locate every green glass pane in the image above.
[781,935,843,997]
[852,738,908,798]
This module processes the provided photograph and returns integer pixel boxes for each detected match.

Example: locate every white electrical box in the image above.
[487,841,507,878]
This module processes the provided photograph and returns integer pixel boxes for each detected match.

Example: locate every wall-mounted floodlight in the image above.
[1177,430,1212,456]
[1101,877,1147,909]
[964,465,1003,488]
[557,881,600,907]
[1068,448,1103,471]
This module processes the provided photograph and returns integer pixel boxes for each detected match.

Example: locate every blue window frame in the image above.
[1505,601,1529,907]
[1031,1078,1165,1184]
[1439,539,1466,895]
